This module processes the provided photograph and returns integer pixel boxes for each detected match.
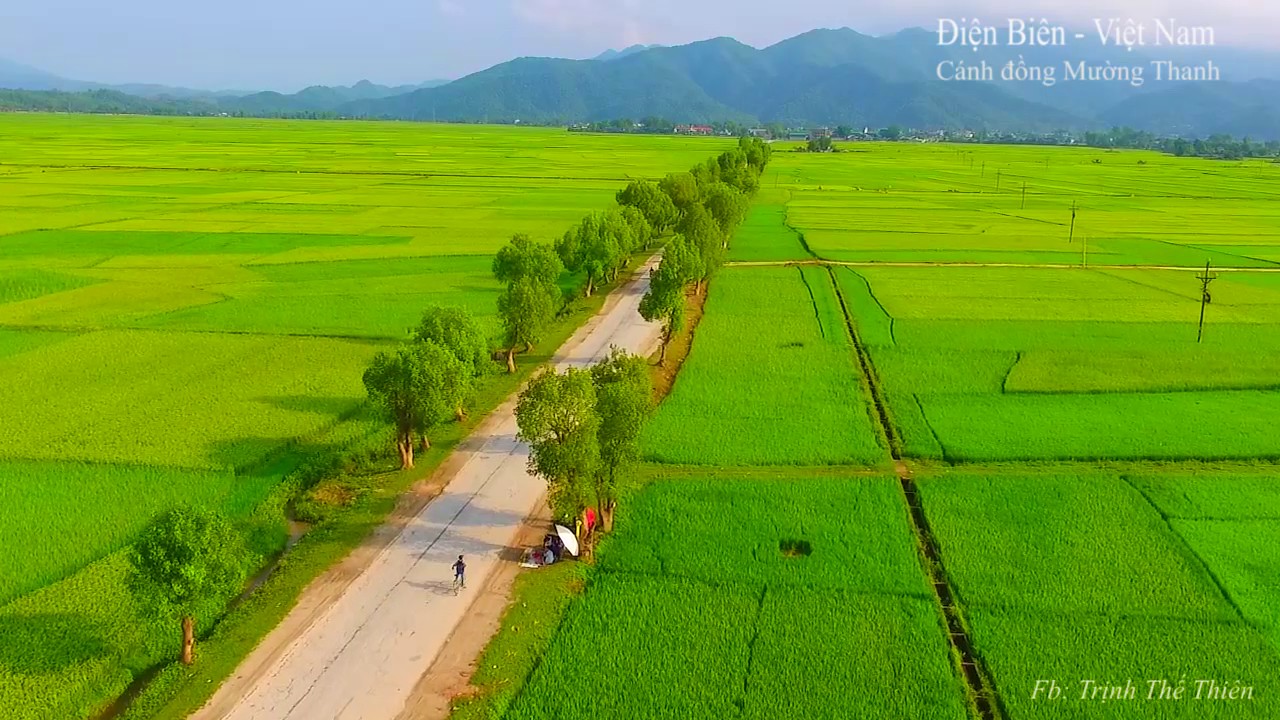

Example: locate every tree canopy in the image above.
[515,367,600,523]
[128,506,253,665]
[363,340,466,467]
[414,306,493,418]
[658,171,701,211]
[616,179,679,233]
[590,348,653,529]
[494,235,564,372]
[492,233,564,289]
[497,276,559,372]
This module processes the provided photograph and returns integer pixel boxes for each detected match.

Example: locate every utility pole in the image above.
[1021,181,1027,209]
[1196,261,1218,343]
[1068,201,1077,243]
[996,170,1002,192]
[981,161,986,178]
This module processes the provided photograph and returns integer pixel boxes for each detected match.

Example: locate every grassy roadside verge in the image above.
[444,277,713,720]
[119,270,633,720]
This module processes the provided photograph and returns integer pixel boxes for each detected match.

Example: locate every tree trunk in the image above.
[181,616,195,666]
[420,434,431,452]
[506,347,516,374]
[658,336,669,366]
[455,405,466,422]
[603,499,617,533]
[585,277,594,298]
[397,433,415,469]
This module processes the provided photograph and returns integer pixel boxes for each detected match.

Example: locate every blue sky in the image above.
[1,0,1274,90]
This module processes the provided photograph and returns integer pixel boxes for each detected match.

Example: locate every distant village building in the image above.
[674,124,714,136]
[748,127,771,139]
[786,130,809,141]
[808,127,832,140]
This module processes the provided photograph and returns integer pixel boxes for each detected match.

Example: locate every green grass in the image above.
[481,471,968,720]
[0,328,76,360]
[919,391,1280,461]
[0,462,271,606]
[1129,473,1280,519]
[640,267,885,466]
[743,589,967,720]
[0,330,378,468]
[0,114,736,719]
[971,608,1280,719]
[917,473,1236,620]
[0,268,99,303]
[1006,348,1280,393]
[724,201,811,262]
[505,573,759,720]
[450,562,588,720]
[599,476,927,595]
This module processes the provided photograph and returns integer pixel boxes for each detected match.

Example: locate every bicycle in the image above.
[451,574,465,594]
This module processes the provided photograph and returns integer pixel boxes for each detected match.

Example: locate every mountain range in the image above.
[4,29,1280,138]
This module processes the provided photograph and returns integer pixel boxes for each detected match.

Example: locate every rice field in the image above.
[504,475,968,720]
[918,470,1280,719]
[7,119,1280,720]
[639,266,885,466]
[0,114,732,719]
[471,143,1280,720]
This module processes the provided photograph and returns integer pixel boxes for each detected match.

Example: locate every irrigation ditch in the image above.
[825,265,1004,720]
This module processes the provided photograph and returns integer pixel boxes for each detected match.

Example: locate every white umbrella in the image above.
[555,524,579,557]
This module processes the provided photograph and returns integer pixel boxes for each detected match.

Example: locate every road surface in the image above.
[195,256,663,720]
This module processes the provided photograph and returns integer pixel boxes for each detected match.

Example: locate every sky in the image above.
[2,0,1276,91]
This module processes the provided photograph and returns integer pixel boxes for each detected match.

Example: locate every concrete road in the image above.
[197,257,662,720]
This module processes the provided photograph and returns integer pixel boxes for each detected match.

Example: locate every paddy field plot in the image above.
[504,476,968,720]
[844,265,1280,461]
[639,266,885,466]
[777,143,1280,268]
[917,471,1280,719]
[0,114,731,719]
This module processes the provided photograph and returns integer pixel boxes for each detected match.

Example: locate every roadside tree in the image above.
[515,367,600,525]
[128,507,253,666]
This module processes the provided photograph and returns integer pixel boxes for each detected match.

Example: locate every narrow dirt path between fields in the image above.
[728,259,1280,272]
[826,266,1004,720]
[191,257,664,720]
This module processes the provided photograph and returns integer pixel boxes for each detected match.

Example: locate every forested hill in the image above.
[342,29,1280,138]
[4,28,1280,138]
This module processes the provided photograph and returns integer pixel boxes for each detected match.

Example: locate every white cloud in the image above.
[510,0,650,47]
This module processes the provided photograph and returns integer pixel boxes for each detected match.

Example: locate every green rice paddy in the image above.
[470,142,1280,720]
[5,117,1280,720]
[0,114,732,719]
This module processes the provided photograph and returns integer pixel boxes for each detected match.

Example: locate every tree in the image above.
[807,136,833,152]
[414,306,493,418]
[658,171,700,211]
[639,237,699,365]
[492,233,563,290]
[616,179,678,233]
[702,182,749,237]
[497,276,558,373]
[515,367,599,525]
[835,125,854,139]
[676,204,725,292]
[128,507,253,666]
[619,205,654,250]
[494,234,563,372]
[878,125,903,140]
[590,349,653,531]
[363,341,465,468]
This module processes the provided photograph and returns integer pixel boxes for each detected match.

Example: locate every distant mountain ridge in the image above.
[339,28,1280,138]
[4,29,1280,138]
[0,57,448,106]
